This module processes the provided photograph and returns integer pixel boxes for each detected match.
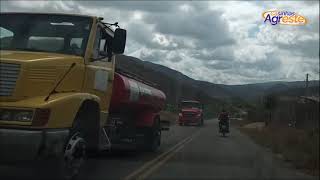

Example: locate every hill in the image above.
[116,55,319,104]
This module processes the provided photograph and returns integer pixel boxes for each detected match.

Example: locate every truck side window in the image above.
[70,38,83,49]
[70,38,83,55]
[92,26,108,61]
[100,39,106,51]
[0,27,14,49]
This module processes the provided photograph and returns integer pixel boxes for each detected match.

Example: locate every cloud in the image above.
[143,7,235,50]
[190,46,235,61]
[76,1,179,13]
[140,48,187,63]
[1,0,319,85]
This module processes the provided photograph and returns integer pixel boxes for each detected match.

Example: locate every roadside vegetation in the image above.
[159,110,178,125]
[239,126,319,176]
[238,93,319,176]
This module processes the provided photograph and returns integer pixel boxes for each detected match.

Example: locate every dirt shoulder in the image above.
[236,122,319,176]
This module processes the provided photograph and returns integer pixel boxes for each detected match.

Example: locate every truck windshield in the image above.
[181,102,201,109]
[0,14,92,56]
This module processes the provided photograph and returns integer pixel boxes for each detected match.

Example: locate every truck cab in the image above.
[0,12,166,178]
[178,100,204,126]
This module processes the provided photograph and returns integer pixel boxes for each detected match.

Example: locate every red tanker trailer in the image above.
[110,72,166,112]
[106,70,167,151]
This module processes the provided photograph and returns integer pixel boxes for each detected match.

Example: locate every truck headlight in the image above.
[13,111,33,122]
[0,110,11,120]
[0,109,34,122]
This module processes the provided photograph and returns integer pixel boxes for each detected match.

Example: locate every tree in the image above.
[263,95,277,126]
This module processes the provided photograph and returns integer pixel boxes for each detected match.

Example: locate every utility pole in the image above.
[305,73,309,96]
[175,72,182,107]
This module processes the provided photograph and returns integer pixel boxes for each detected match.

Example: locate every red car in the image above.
[178,100,204,126]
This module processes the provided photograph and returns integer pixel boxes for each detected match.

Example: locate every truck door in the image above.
[83,24,115,126]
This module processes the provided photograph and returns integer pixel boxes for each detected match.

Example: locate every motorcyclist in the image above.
[218,109,229,133]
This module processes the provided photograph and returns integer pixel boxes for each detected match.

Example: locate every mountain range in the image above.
[116,55,319,105]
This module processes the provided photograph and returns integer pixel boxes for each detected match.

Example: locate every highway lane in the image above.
[0,119,316,180]
[80,119,315,180]
[0,121,200,180]
[143,119,315,180]
[77,122,200,180]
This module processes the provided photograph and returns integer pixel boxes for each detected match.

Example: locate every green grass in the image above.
[164,104,179,113]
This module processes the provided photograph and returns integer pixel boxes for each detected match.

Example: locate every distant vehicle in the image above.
[218,110,230,137]
[220,121,229,137]
[178,100,204,126]
[0,12,167,179]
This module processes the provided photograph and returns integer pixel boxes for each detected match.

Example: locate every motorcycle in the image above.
[219,121,229,137]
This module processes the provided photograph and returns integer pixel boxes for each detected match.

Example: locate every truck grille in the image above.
[182,112,195,118]
[0,63,20,96]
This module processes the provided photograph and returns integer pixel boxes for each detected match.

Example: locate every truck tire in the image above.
[59,132,87,180]
[144,118,161,152]
[222,132,226,137]
[58,102,99,180]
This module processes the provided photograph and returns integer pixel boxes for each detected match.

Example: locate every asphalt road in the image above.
[0,119,316,180]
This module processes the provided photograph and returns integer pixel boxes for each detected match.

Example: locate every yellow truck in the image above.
[0,12,166,179]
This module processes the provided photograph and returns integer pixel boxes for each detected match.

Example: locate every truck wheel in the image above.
[222,132,226,137]
[60,132,87,180]
[145,119,161,152]
[58,103,97,180]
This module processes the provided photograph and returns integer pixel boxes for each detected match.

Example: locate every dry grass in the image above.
[159,111,178,125]
[239,126,319,176]
[230,118,253,127]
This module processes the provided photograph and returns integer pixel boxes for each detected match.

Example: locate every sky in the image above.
[1,0,319,85]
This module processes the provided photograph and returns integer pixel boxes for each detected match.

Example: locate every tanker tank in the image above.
[109,72,166,112]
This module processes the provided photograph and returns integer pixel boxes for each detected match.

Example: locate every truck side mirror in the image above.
[112,28,126,54]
